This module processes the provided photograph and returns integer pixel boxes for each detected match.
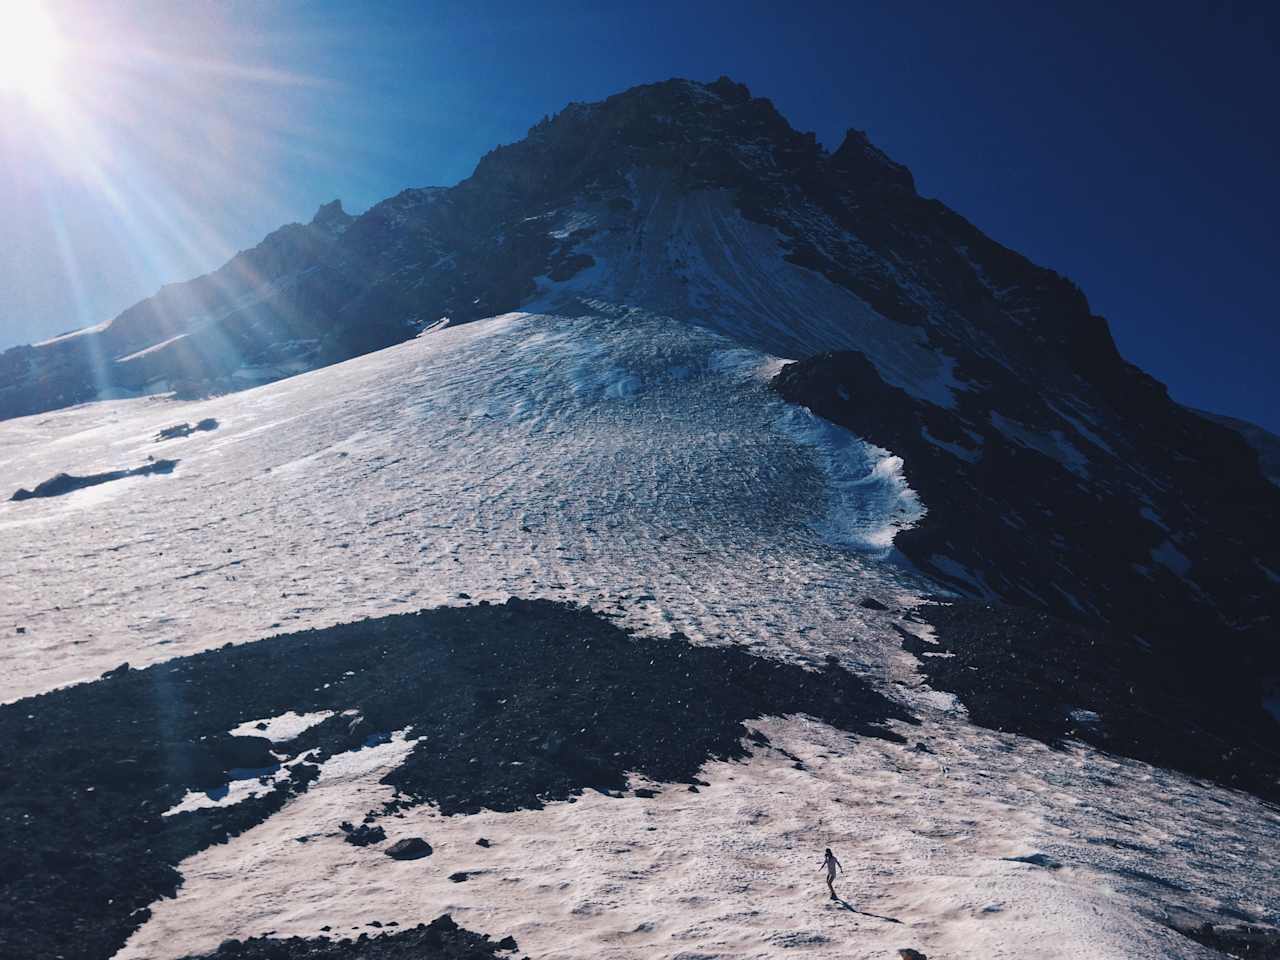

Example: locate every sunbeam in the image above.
[1,0,341,362]
[0,0,66,108]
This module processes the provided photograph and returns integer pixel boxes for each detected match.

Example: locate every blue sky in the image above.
[1,0,1276,430]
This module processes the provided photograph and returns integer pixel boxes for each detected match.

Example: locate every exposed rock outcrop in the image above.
[10,459,178,501]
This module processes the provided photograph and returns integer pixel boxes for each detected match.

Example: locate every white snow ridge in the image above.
[2,306,1278,960]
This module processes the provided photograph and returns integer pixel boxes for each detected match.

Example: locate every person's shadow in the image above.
[832,898,903,924]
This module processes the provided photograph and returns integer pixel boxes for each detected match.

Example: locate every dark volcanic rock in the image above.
[341,823,387,847]
[1168,914,1280,959]
[182,914,515,960]
[0,598,909,960]
[210,735,277,771]
[772,352,1280,684]
[905,601,1280,801]
[156,419,219,441]
[772,342,1280,799]
[1199,410,1280,487]
[1003,853,1062,870]
[10,459,178,501]
[384,838,432,860]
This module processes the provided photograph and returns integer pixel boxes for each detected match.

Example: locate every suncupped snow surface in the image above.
[2,309,1278,960]
[0,309,924,697]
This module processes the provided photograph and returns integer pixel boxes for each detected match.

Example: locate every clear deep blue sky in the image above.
[2,1,1276,430]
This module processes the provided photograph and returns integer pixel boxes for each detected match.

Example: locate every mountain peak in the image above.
[462,76,822,211]
[832,128,916,192]
[310,199,353,232]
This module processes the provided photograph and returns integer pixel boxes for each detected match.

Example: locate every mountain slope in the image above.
[3,310,1278,960]
[0,77,1149,415]
[6,75,1271,747]
[1198,408,1280,486]
[1,78,1278,960]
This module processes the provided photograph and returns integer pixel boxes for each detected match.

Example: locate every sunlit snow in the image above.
[3,307,1277,960]
[0,309,928,701]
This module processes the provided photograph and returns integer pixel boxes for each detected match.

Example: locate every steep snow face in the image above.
[0,309,929,703]
[527,173,965,409]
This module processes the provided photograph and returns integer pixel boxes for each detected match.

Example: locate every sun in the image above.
[0,1,66,106]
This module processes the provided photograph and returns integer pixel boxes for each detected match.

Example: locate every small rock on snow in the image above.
[384,837,432,860]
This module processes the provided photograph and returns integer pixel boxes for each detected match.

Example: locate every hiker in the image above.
[821,847,842,900]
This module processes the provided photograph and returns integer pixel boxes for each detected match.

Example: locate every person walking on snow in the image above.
[821,847,843,900]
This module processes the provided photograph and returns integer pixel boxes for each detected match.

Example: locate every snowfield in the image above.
[0,309,927,701]
[2,308,1278,959]
[117,707,1280,960]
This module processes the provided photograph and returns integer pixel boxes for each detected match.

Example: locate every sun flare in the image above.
[0,1,66,106]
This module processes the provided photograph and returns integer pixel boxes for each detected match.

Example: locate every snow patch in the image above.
[921,425,981,463]
[231,710,335,742]
[1052,405,1117,457]
[162,763,290,818]
[928,555,995,599]
[990,412,1091,478]
[1264,693,1280,724]
[1139,505,1169,532]
[1151,540,1192,578]
[777,405,925,556]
